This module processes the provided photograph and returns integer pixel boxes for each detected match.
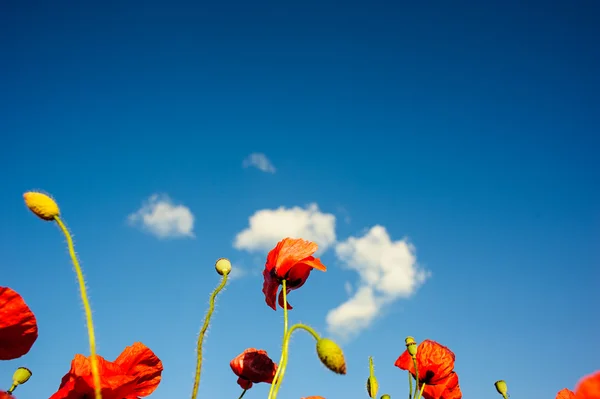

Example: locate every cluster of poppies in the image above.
[0,191,597,399]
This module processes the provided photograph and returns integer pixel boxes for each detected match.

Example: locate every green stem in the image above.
[411,356,420,399]
[237,389,247,399]
[55,216,102,399]
[408,371,413,399]
[191,272,228,399]
[415,382,426,399]
[268,280,289,399]
[272,323,320,399]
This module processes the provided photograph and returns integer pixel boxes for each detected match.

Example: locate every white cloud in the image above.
[128,194,195,239]
[228,265,247,280]
[326,225,429,338]
[242,153,276,174]
[234,203,336,253]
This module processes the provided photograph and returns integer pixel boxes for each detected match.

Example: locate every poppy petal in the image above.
[575,370,600,399]
[114,342,163,397]
[0,287,38,360]
[267,238,324,278]
[556,389,576,399]
[262,269,281,311]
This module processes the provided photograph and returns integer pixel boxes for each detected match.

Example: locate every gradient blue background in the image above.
[1,0,599,398]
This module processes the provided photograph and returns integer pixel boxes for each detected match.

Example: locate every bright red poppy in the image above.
[0,286,38,360]
[558,370,600,399]
[49,342,163,399]
[301,397,326,399]
[262,237,327,310]
[395,340,460,399]
[0,391,12,399]
[230,348,278,390]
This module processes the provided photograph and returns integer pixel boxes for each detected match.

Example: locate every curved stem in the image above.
[272,323,320,399]
[267,280,289,399]
[191,273,228,399]
[54,216,102,399]
[237,389,247,399]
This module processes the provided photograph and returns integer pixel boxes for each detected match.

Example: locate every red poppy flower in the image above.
[0,286,38,360]
[0,391,12,399]
[565,370,600,399]
[262,237,327,310]
[395,340,459,399]
[49,342,163,399]
[301,397,326,399]
[556,388,576,399]
[230,348,277,390]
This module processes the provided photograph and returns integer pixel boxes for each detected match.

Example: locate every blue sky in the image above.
[1,0,599,398]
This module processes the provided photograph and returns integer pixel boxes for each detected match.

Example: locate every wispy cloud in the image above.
[233,203,336,253]
[326,225,429,339]
[127,194,195,239]
[242,153,276,174]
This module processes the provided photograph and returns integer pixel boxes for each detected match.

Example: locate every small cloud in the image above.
[344,281,353,295]
[128,194,195,239]
[234,203,336,253]
[228,265,247,280]
[242,153,276,174]
[326,225,429,339]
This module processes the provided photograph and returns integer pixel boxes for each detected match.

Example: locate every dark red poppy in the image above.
[230,348,277,390]
[395,340,459,399]
[0,286,38,360]
[262,237,327,310]
[49,342,163,399]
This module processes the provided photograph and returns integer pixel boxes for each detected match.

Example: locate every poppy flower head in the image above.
[395,339,456,386]
[575,370,600,399]
[49,342,163,399]
[0,287,38,360]
[556,388,576,399]
[0,391,13,399]
[262,238,327,310]
[230,348,278,390]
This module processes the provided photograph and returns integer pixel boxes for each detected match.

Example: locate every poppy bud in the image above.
[405,336,417,357]
[316,338,346,375]
[23,192,60,221]
[381,395,391,399]
[366,356,378,398]
[215,258,232,276]
[495,380,508,398]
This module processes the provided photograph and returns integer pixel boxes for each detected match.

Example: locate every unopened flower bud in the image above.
[366,356,378,398]
[316,338,346,375]
[24,192,60,221]
[405,336,417,357]
[215,258,232,276]
[381,395,391,399]
[495,380,508,398]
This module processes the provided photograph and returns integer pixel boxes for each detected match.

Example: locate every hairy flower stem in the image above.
[412,357,420,399]
[237,389,248,399]
[272,323,321,399]
[191,273,228,399]
[268,280,289,399]
[408,371,413,399]
[54,216,102,399]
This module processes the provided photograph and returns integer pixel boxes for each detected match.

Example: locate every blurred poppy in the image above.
[395,340,459,399]
[556,388,576,399]
[575,370,600,399]
[262,238,327,310]
[49,342,163,399]
[0,391,12,399]
[0,286,38,360]
[230,348,277,390]
[301,397,326,399]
